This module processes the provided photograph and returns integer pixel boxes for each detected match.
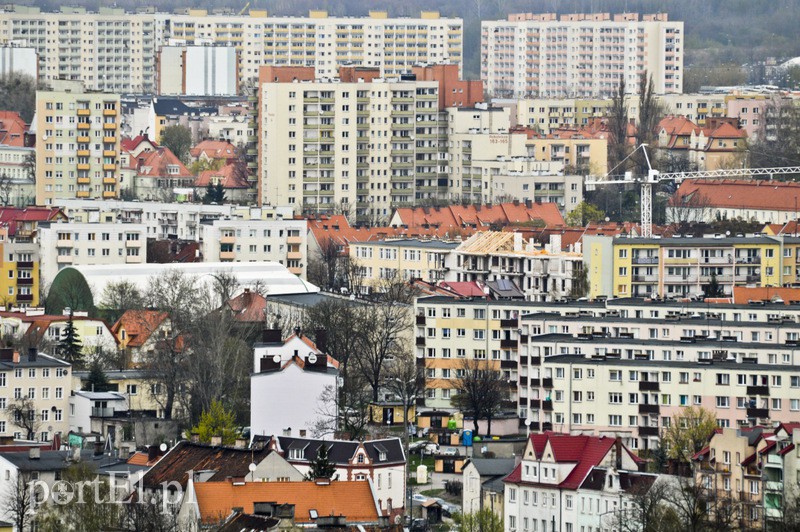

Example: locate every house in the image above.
[194,163,252,203]
[388,202,565,231]
[120,134,159,159]
[654,115,748,171]
[111,310,172,367]
[260,435,406,516]
[250,331,339,440]
[178,478,387,531]
[503,433,648,532]
[462,457,516,518]
[69,390,128,437]
[189,140,237,165]
[126,147,194,201]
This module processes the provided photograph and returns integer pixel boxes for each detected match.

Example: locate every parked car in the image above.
[409,440,439,455]
[433,498,460,517]
[442,447,458,456]
[411,493,429,504]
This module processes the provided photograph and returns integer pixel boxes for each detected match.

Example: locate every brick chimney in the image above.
[210,435,223,446]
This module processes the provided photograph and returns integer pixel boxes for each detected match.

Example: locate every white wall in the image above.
[184,47,237,97]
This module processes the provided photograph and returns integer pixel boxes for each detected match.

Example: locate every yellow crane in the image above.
[238,2,250,15]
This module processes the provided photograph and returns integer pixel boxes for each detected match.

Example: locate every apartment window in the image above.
[716,396,730,408]
[609,415,622,426]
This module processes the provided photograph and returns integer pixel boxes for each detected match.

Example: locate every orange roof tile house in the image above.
[669,179,800,224]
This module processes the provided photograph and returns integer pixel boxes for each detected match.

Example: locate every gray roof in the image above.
[615,236,779,246]
[467,458,516,477]
[0,352,70,370]
[531,332,799,351]
[1,450,117,472]
[521,312,800,329]
[268,292,364,308]
[74,391,125,401]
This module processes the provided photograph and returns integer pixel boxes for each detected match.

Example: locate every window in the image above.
[716,396,730,408]
[126,385,138,395]
[609,415,622,426]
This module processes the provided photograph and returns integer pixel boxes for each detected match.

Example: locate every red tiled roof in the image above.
[190,140,237,160]
[692,446,711,461]
[111,310,169,348]
[308,215,463,253]
[193,480,381,525]
[672,179,800,212]
[0,207,65,237]
[195,164,250,189]
[225,290,267,322]
[393,202,564,229]
[438,281,486,297]
[0,111,28,147]
[135,147,193,178]
[778,443,795,456]
[732,287,800,305]
[121,134,158,152]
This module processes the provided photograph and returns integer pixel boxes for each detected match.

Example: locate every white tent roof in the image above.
[59,261,318,298]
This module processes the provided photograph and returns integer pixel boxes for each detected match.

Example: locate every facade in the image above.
[482,13,683,98]
[250,333,338,440]
[37,220,147,284]
[503,97,613,134]
[258,66,445,222]
[0,7,462,92]
[584,234,795,300]
[351,239,458,291]
[0,347,71,442]
[0,45,37,79]
[199,217,307,276]
[34,82,121,204]
[158,45,238,96]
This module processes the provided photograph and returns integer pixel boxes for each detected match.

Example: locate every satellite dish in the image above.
[159,443,167,452]
[248,463,257,472]
[307,354,318,364]
[272,354,281,364]
[524,419,531,427]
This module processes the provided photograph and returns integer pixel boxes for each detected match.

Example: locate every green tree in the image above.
[566,202,606,226]
[37,462,122,531]
[203,181,226,204]
[662,406,717,463]
[704,272,724,298]
[454,509,504,532]
[306,443,336,480]
[159,125,192,164]
[84,359,111,392]
[46,268,96,316]
[57,313,84,367]
[189,400,238,445]
[0,72,40,123]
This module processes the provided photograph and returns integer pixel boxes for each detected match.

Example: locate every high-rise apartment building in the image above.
[34,82,121,205]
[481,13,683,98]
[0,6,463,93]
[258,66,447,222]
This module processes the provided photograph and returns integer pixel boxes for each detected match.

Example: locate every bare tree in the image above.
[307,237,342,291]
[451,358,508,437]
[0,172,12,206]
[6,396,40,440]
[667,475,737,532]
[607,478,679,532]
[634,73,665,177]
[667,189,713,228]
[607,75,630,174]
[2,470,37,532]
[309,377,371,440]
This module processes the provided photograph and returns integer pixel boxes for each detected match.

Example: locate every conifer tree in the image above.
[57,313,84,368]
[306,443,336,480]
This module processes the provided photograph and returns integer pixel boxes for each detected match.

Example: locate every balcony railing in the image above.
[638,426,660,437]
[746,407,769,418]
[638,404,660,414]
[542,378,553,388]
[639,381,660,392]
[746,385,769,396]
[632,257,659,264]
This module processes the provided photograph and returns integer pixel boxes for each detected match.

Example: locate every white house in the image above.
[249,331,339,440]
[69,391,128,439]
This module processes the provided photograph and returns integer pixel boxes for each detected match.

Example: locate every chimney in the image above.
[71,446,81,462]
[190,432,200,444]
[148,445,159,462]
[0,348,13,362]
[234,438,248,449]
[28,447,40,460]
[27,347,37,363]
[314,328,328,354]
[93,442,104,456]
[261,328,282,343]
[210,435,223,446]
[12,350,19,364]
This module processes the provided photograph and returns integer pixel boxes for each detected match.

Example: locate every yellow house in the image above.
[351,239,458,294]
[369,401,416,426]
[525,135,608,175]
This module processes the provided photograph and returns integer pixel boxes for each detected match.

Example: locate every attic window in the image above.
[289,448,304,460]
[167,164,180,175]
[309,509,318,520]
[379,451,387,461]
[357,454,365,464]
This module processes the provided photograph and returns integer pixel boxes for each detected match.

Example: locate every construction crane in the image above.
[238,2,251,15]
[585,144,800,238]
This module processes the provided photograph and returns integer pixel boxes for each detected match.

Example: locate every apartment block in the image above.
[482,13,683,98]
[34,82,121,205]
[258,66,446,222]
[0,347,71,442]
[351,239,458,291]
[584,234,798,300]
[199,218,307,276]
[37,221,147,284]
[501,97,613,133]
[0,7,462,92]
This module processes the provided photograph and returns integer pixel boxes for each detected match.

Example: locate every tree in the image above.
[634,73,665,177]
[0,72,40,123]
[6,396,40,440]
[382,351,423,464]
[452,358,508,437]
[203,181,226,204]
[1,470,37,532]
[99,279,144,323]
[607,479,679,532]
[46,268,96,316]
[750,97,800,171]
[159,125,192,164]
[667,475,737,532]
[667,189,712,228]
[57,312,84,367]
[190,400,239,445]
[607,75,630,174]
[0,172,12,206]
[454,509,504,532]
[662,406,717,463]
[306,443,337,480]
[704,272,724,298]
[84,359,111,392]
[565,202,606,226]
[309,379,371,440]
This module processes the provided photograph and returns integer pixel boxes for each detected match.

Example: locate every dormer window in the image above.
[357,454,365,464]
[289,448,304,460]
[379,451,387,461]
[167,164,180,175]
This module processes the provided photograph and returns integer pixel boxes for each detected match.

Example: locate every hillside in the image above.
[15,0,800,79]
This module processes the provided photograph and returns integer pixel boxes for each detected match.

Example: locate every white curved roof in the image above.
[59,262,318,298]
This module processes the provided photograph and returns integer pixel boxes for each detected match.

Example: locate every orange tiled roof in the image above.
[672,179,800,212]
[732,286,800,305]
[193,480,381,525]
[393,202,564,229]
[194,163,250,189]
[0,111,28,147]
[190,140,237,160]
[135,148,193,178]
[111,310,169,348]
[226,289,267,322]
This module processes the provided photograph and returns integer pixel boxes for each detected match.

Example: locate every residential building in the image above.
[37,220,147,284]
[0,7,463,92]
[111,310,172,367]
[261,435,406,516]
[250,332,338,440]
[503,433,654,532]
[522,127,609,175]
[194,164,252,204]
[758,423,800,527]
[654,116,748,171]
[189,140,237,165]
[0,347,71,442]
[257,65,445,221]
[462,457,516,517]
[68,390,127,436]
[655,93,728,128]
[0,111,35,206]
[388,202,565,231]
[501,97,613,134]
[584,234,793,300]
[351,239,458,291]
[0,45,37,80]
[34,81,121,205]
[157,45,238,96]
[668,179,800,225]
[198,217,307,276]
[126,146,195,201]
[482,13,683,98]
[0,309,118,357]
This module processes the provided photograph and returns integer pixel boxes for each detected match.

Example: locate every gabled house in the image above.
[128,147,194,201]
[462,457,516,518]
[250,331,339,441]
[189,140,237,165]
[111,310,172,366]
[194,163,251,203]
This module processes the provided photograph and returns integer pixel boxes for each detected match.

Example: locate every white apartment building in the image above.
[37,220,147,284]
[34,81,121,205]
[199,218,307,277]
[260,77,445,222]
[0,6,462,92]
[54,198,294,241]
[0,144,35,206]
[482,13,683,98]
[0,347,71,442]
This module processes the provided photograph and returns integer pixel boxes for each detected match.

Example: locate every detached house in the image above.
[127,147,194,201]
[111,310,173,367]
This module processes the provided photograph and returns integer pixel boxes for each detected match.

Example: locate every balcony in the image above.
[746,385,769,396]
[103,108,117,116]
[77,108,91,116]
[500,339,518,349]
[530,356,541,365]
[746,275,761,284]
[77,163,91,171]
[103,177,116,185]
[747,407,769,418]
[632,257,659,265]
[520,335,529,344]
[639,404,660,414]
[56,254,73,264]
[102,164,116,171]
[220,235,236,245]
[77,149,90,157]
[103,150,116,157]
[639,426,660,437]
[500,359,517,369]
[541,422,553,431]
[529,378,540,387]
[528,399,540,409]
[17,262,33,269]
[736,256,761,265]
[103,122,116,130]
[416,315,426,325]
[520,376,527,386]
[17,278,33,286]
[639,381,660,392]
[77,176,90,184]
[542,400,553,411]
[416,337,426,346]
[102,190,116,198]
[219,251,235,261]
[542,378,553,388]
[17,294,33,302]
[500,318,519,328]
[103,136,116,144]
[77,122,91,130]
[77,136,91,143]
